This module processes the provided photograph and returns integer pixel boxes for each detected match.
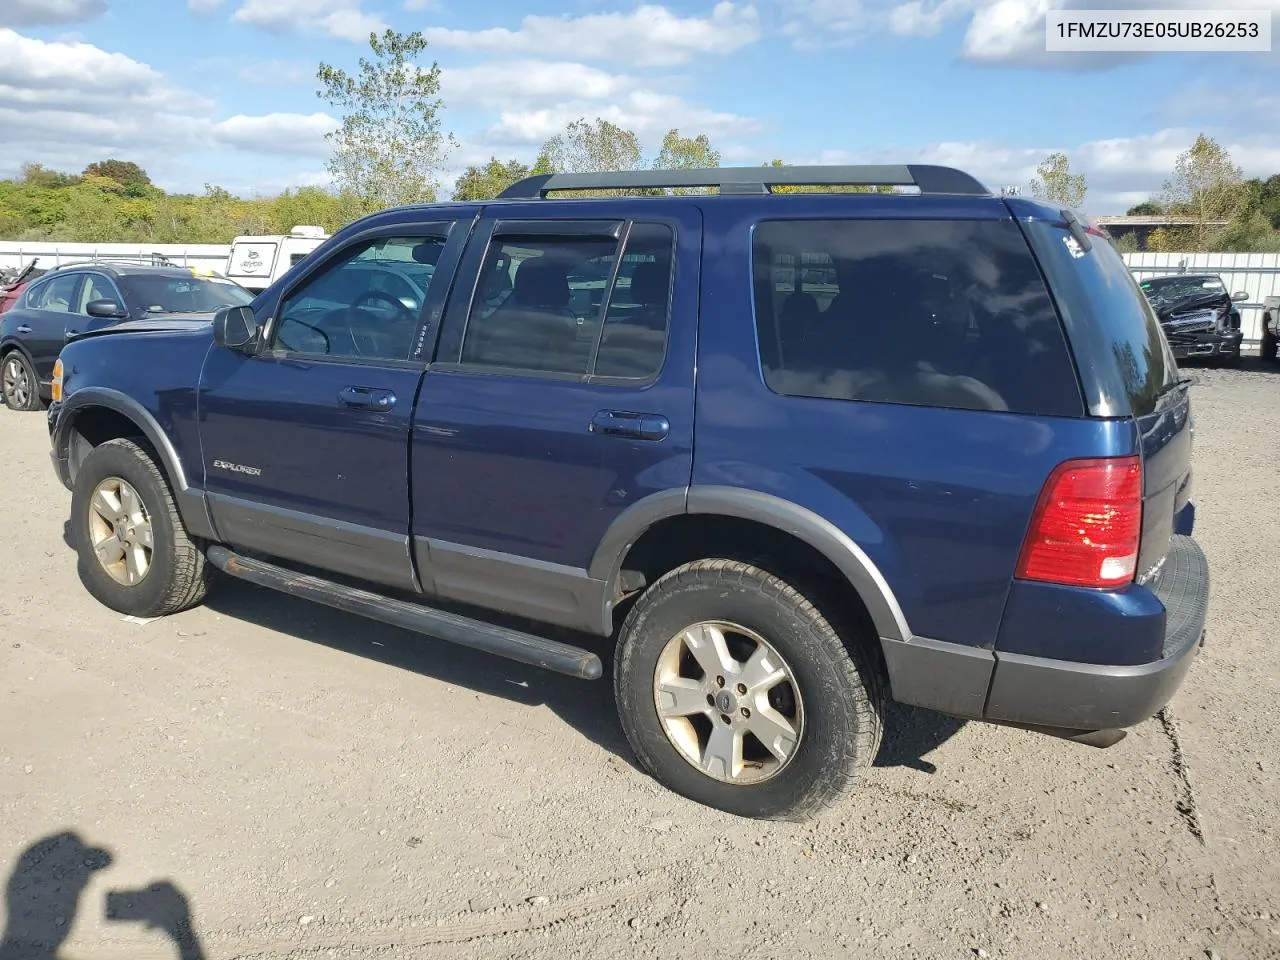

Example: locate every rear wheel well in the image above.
[64,407,153,484]
[616,514,885,670]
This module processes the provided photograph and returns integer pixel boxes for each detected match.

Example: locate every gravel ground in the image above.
[1,359,1278,960]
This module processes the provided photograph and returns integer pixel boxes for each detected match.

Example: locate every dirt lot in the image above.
[2,361,1278,960]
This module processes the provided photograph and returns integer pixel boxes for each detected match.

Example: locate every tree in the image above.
[83,159,153,196]
[316,29,456,214]
[539,118,641,176]
[1126,200,1164,216]
[1161,134,1247,249]
[1029,152,1087,209]
[452,158,531,201]
[654,129,721,170]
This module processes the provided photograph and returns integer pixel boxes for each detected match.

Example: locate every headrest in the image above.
[512,258,570,308]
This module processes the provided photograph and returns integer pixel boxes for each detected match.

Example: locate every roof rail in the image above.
[49,253,182,271]
[496,164,991,200]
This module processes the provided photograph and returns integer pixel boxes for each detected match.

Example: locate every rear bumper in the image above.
[882,535,1209,732]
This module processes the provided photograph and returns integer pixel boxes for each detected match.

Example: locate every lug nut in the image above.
[736,683,747,695]
[741,708,751,719]
[715,676,725,688]
[720,714,731,724]
[706,694,715,707]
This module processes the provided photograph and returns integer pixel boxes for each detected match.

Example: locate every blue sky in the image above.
[1,0,1277,213]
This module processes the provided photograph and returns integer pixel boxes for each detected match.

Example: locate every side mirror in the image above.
[86,299,127,318]
[1231,290,1249,302]
[213,305,259,353]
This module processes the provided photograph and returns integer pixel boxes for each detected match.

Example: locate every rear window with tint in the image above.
[751,219,1083,417]
[1022,219,1177,417]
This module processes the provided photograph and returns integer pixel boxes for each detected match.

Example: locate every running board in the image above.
[205,545,604,680]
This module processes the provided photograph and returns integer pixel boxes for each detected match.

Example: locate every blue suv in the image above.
[46,165,1209,820]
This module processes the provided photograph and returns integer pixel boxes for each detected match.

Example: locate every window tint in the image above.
[273,235,446,361]
[31,274,80,313]
[594,223,673,379]
[126,275,254,315]
[752,219,1082,417]
[78,274,123,314]
[1022,219,1175,416]
[456,223,673,380]
[459,235,618,376]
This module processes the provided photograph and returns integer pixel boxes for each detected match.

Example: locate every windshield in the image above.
[1140,276,1225,304]
[126,275,255,314]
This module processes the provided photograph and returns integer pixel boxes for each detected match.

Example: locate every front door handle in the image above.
[339,385,397,410]
[65,329,78,340]
[590,409,670,441]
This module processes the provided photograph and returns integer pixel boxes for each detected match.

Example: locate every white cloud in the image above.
[0,0,105,27]
[212,112,339,156]
[235,58,315,85]
[426,2,761,67]
[231,0,387,42]
[404,0,435,8]
[0,31,340,184]
[784,0,1280,68]
[442,61,634,109]
[188,0,227,13]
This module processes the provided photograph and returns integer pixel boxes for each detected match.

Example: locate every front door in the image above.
[411,202,700,633]
[19,271,85,383]
[198,221,464,591]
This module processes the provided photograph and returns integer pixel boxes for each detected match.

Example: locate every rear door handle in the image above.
[339,385,397,410]
[16,325,31,334]
[590,409,670,441]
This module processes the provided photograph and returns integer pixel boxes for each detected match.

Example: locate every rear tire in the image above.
[1,351,41,411]
[70,438,214,617]
[613,559,884,821]
[1261,323,1278,362]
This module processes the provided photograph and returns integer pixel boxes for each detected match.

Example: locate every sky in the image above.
[1,0,1277,213]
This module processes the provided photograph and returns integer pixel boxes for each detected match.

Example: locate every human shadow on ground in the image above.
[0,831,204,960]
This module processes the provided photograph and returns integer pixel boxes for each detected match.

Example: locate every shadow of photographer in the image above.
[0,831,204,960]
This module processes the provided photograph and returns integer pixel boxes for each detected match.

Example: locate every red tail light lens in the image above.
[1016,456,1143,588]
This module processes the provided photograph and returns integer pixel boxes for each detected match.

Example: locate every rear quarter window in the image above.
[751,218,1083,417]
[1020,218,1177,417]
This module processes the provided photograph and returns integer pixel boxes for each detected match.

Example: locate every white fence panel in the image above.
[1122,251,1279,345]
[0,242,231,275]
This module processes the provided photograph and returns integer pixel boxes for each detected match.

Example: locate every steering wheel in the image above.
[345,290,418,357]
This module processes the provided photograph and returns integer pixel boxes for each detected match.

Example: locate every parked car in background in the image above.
[1138,273,1247,366]
[1,259,254,411]
[224,225,329,294]
[45,164,1210,821]
[0,260,48,316]
[1261,296,1278,362]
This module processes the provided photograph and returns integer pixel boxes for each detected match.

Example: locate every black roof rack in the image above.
[496,164,991,200]
[49,253,184,271]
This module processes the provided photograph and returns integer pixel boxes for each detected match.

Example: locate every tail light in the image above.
[1016,456,1143,588]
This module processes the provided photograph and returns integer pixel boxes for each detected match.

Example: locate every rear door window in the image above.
[751,218,1083,417]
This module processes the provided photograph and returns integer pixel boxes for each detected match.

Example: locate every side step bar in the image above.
[205,545,604,680]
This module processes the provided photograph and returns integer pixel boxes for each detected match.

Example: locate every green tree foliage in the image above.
[1029,151,1087,209]
[1161,134,1247,249]
[654,129,721,170]
[539,117,642,177]
[317,29,456,213]
[1126,200,1164,216]
[452,158,532,201]
[82,159,154,197]
[0,161,358,243]
[761,158,891,195]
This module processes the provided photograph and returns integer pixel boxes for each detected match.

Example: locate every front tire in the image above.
[70,438,214,617]
[1261,323,1278,362]
[614,559,884,821]
[1,351,41,411]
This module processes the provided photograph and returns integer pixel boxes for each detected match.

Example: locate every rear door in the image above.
[410,201,700,633]
[197,220,466,591]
